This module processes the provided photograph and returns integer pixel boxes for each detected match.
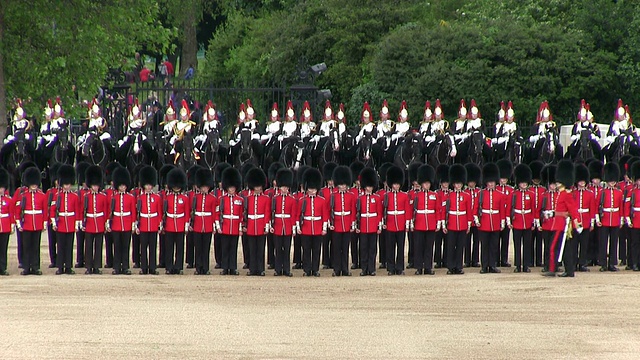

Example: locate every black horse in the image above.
[394,132,422,170]
[200,128,222,171]
[427,133,454,167]
[78,131,111,168]
[50,126,75,166]
[356,130,375,168]
[279,137,306,170]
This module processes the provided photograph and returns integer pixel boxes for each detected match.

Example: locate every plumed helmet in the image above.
[195,168,214,189]
[303,168,322,190]
[268,162,285,184]
[408,162,422,185]
[332,166,352,186]
[417,164,435,185]
[139,166,157,187]
[496,159,513,180]
[588,160,603,181]
[529,161,545,181]
[449,163,467,184]
[436,164,450,185]
[541,165,557,186]
[465,163,481,184]
[167,168,187,191]
[246,168,267,190]
[221,167,242,191]
[555,159,575,187]
[275,168,294,188]
[575,164,590,184]
[214,162,231,184]
[323,162,338,183]
[482,163,500,184]
[359,167,378,190]
[57,164,76,186]
[76,161,91,185]
[386,165,404,186]
[603,163,620,183]
[112,167,131,189]
[0,168,9,189]
[23,167,41,187]
[514,164,532,185]
[159,164,175,188]
[85,165,103,187]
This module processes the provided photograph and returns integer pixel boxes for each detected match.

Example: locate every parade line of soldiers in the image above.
[2,154,640,278]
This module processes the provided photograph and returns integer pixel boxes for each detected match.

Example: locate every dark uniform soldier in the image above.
[271,168,297,276]
[217,167,244,275]
[190,168,217,275]
[136,166,162,275]
[50,165,80,275]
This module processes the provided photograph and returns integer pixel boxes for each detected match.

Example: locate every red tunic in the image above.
[598,187,623,227]
[137,192,162,233]
[478,189,507,232]
[510,189,536,230]
[245,194,271,236]
[83,191,109,234]
[573,188,596,229]
[412,190,439,232]
[625,187,640,228]
[329,190,357,233]
[0,194,15,233]
[540,191,559,231]
[550,190,580,231]
[445,190,472,231]
[383,191,412,232]
[435,188,451,226]
[297,195,328,236]
[109,191,137,232]
[164,192,191,233]
[50,190,81,233]
[272,193,297,236]
[15,190,48,231]
[465,187,480,228]
[217,194,244,235]
[45,187,59,220]
[320,186,337,200]
[191,192,217,233]
[357,193,383,234]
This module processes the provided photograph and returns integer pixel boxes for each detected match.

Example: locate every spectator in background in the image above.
[164,59,174,78]
[139,67,151,83]
[158,62,168,80]
[184,64,194,80]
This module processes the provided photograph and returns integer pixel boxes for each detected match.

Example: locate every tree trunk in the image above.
[0,0,7,141]
[180,1,200,77]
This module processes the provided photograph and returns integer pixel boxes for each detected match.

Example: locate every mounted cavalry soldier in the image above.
[160,99,178,138]
[117,99,151,158]
[194,100,222,153]
[423,99,457,158]
[229,100,261,159]
[37,99,62,151]
[312,100,347,148]
[77,98,111,151]
[528,100,561,160]
[166,99,197,163]
[603,99,637,160]
[260,102,282,146]
[491,101,519,150]
[3,98,33,146]
[356,102,376,143]
[453,99,469,145]
[298,100,316,142]
[568,99,601,160]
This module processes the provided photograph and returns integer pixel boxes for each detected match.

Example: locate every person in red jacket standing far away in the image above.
[243,168,271,276]
[356,167,383,276]
[625,161,640,271]
[596,162,624,272]
[16,168,48,275]
[136,166,162,275]
[296,168,328,277]
[510,164,537,273]
[51,165,81,275]
[383,165,412,275]
[271,168,297,277]
[444,164,471,275]
[190,168,217,275]
[329,166,357,277]
[0,168,15,276]
[81,166,109,275]
[217,167,244,275]
[163,168,191,275]
[477,163,507,274]
[107,168,136,275]
[410,164,439,275]
[573,163,597,272]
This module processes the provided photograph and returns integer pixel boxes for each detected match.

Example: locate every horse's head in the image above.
[328,127,340,151]
[81,133,93,157]
[471,131,483,153]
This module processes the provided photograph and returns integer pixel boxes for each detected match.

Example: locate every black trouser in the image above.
[112,230,132,273]
[267,233,275,267]
[293,234,302,265]
[435,231,447,267]
[16,230,23,266]
[165,231,185,272]
[447,230,466,271]
[499,227,510,264]
[630,228,640,269]
[332,231,351,275]
[0,233,9,272]
[385,231,405,272]
[322,230,332,267]
[534,229,545,266]
[542,230,554,269]
[104,231,113,267]
[273,234,292,274]
[242,235,250,267]
[464,227,479,265]
[413,230,435,271]
[213,233,222,266]
[76,230,85,265]
[47,224,57,266]
[619,225,628,264]
[301,234,322,273]
[220,234,239,271]
[563,233,577,275]
[378,230,386,266]
[247,235,266,274]
[132,232,141,266]
[587,226,599,264]
[55,232,74,271]
[512,229,532,269]
[359,233,378,274]
[186,232,195,266]
[574,228,590,267]
[350,232,360,267]
[139,232,157,273]
[479,230,500,268]
[193,231,212,274]
[407,231,414,266]
[599,226,619,268]
[22,231,42,272]
[85,232,103,270]
[158,232,165,267]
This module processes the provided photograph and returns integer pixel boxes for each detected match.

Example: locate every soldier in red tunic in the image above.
[406,162,421,269]
[587,160,604,266]
[297,168,328,277]
[444,164,471,275]
[375,162,392,269]
[0,169,15,275]
[539,165,558,271]
[383,165,412,275]
[529,161,546,267]
[212,162,231,269]
[329,166,356,276]
[292,165,311,269]
[321,162,338,269]
[74,162,91,269]
[12,161,38,269]
[356,168,382,276]
[190,168,217,275]
[573,164,596,272]
[271,168,297,276]
[136,166,161,275]
[243,168,271,276]
[51,165,80,275]
[15,168,48,275]
[107,168,136,275]
[217,167,244,275]
[82,166,109,275]
[597,162,623,272]
[185,165,202,269]
[103,161,123,269]
[434,164,450,268]
[464,163,481,268]
[164,168,191,275]
[496,159,514,267]
[157,164,176,269]
[626,161,640,271]
[511,164,537,273]
[411,164,438,275]
[477,163,507,274]
[265,162,285,270]
[45,162,61,269]
[239,162,256,270]
[349,161,365,270]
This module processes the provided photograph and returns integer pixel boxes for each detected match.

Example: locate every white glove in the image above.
[405,220,410,230]
[322,222,328,232]
[500,219,505,230]
[590,219,595,228]
[534,219,540,228]
[43,222,47,230]
[75,221,82,231]
[570,134,579,141]
[424,135,435,143]
[215,221,221,232]
[529,135,540,143]
[590,133,599,141]
[185,222,190,233]
[264,223,271,234]
[473,215,480,227]
[15,221,22,232]
[626,217,632,227]
[277,135,284,141]
[505,218,511,227]
[409,220,414,231]
[50,218,57,228]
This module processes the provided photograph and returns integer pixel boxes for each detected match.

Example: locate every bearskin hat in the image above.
[378,162,392,184]
[359,167,378,190]
[240,162,256,187]
[132,163,145,187]
[23,167,41,187]
[449,164,467,184]
[105,162,122,184]
[332,166,352,186]
[49,162,61,184]
[618,154,632,177]
[350,161,365,183]
[246,168,267,190]
[323,162,338,183]
[275,168,294,188]
[465,163,481,184]
[0,168,9,189]
[496,159,513,180]
[296,165,311,190]
[529,161,544,181]
[214,162,231,184]
[417,164,435,185]
[482,163,500,184]
[18,161,37,177]
[436,164,450,185]
[166,168,187,191]
[268,162,285,184]
[541,165,556,186]
[603,163,620,183]
[139,166,157,187]
[626,157,640,180]
[514,164,532,185]
[76,162,90,185]
[112,167,131,190]
[159,164,175,188]
[195,168,214,189]
[575,164,590,184]
[57,164,75,186]
[631,161,640,181]
[386,165,404,186]
[588,160,603,181]
[408,162,422,185]
[303,168,322,190]
[555,159,575,187]
[221,167,241,191]
[187,165,203,188]
[85,165,103,187]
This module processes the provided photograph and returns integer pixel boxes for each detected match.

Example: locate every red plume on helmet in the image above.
[398,100,408,121]
[380,99,389,118]
[434,99,443,120]
[324,99,333,120]
[301,100,312,122]
[237,103,246,124]
[285,100,296,121]
[205,100,217,121]
[625,104,632,125]
[615,99,625,121]
[423,101,433,121]
[246,98,254,117]
[506,101,514,121]
[468,99,480,120]
[337,103,346,123]
[458,99,467,119]
[578,99,587,121]
[498,101,506,121]
[54,96,63,117]
[361,102,372,123]
[180,99,190,120]
[270,102,279,120]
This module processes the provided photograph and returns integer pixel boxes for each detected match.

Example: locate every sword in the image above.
[557,217,571,263]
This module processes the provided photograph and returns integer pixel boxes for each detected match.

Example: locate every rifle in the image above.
[355,195,361,231]
[299,198,307,228]
[56,193,62,227]
[136,197,142,229]
[218,195,225,230]
[162,198,168,231]
[82,193,88,229]
[243,194,249,226]
[383,192,389,227]
[191,192,198,230]
[271,195,277,229]
[329,192,335,228]
[20,193,26,226]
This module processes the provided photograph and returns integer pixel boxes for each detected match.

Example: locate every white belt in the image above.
[167,213,184,218]
[482,209,499,215]
[194,211,212,216]
[449,211,466,215]
[222,215,240,220]
[0,213,9,218]
[333,211,351,216]
[513,209,531,214]
[602,208,619,212]
[58,212,75,217]
[86,212,104,218]
[248,214,265,220]
[140,213,157,218]
[303,216,321,221]
[361,213,378,218]
[387,210,405,215]
[24,210,42,215]
[113,211,131,216]
[577,209,590,213]
[633,207,640,212]
[416,209,435,214]
[274,214,291,219]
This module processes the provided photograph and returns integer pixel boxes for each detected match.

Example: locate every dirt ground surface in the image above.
[1,235,640,360]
